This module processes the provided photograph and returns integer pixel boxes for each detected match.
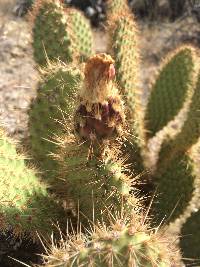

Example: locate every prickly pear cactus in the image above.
[10,0,200,264]
[30,0,93,66]
[106,0,130,19]
[158,66,200,166]
[152,153,195,224]
[53,54,138,224]
[145,46,199,138]
[0,129,66,238]
[30,0,76,66]
[55,134,139,225]
[39,211,181,267]
[67,8,94,62]
[180,210,200,263]
[28,61,83,179]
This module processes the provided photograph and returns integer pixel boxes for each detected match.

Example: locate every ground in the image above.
[1,0,200,266]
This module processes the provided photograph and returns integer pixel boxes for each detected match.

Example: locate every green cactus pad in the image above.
[31,0,76,66]
[180,210,200,264]
[28,62,83,179]
[39,212,181,266]
[109,13,145,158]
[67,8,93,62]
[54,135,137,224]
[158,67,200,168]
[152,153,195,224]
[106,0,130,19]
[109,14,139,112]
[0,129,67,238]
[145,46,198,138]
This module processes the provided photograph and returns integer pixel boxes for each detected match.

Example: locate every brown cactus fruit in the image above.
[74,53,125,141]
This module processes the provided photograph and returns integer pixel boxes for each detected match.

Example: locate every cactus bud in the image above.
[74,53,125,141]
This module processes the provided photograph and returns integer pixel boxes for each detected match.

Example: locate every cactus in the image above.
[2,0,200,264]
[0,129,67,239]
[108,11,145,178]
[39,210,181,267]
[108,12,141,126]
[106,0,130,19]
[145,46,199,138]
[180,210,200,264]
[158,67,200,168]
[67,8,94,62]
[30,0,93,66]
[51,54,138,224]
[30,0,75,66]
[152,153,195,224]
[54,134,139,225]
[28,61,83,179]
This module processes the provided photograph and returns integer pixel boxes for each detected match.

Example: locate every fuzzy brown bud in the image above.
[74,53,125,140]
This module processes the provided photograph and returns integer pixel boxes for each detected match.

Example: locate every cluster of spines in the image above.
[54,134,140,225]
[39,211,181,267]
